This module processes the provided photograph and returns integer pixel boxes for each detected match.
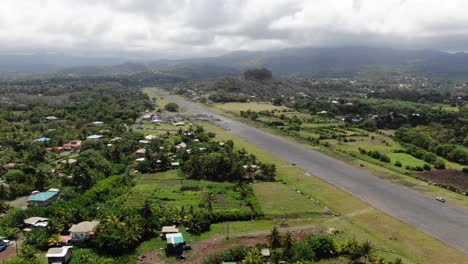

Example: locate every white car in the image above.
[435,197,445,203]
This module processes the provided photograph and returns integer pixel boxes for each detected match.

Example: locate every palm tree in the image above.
[202,190,216,212]
[48,234,62,247]
[282,232,294,259]
[349,240,375,264]
[244,247,264,264]
[267,226,282,249]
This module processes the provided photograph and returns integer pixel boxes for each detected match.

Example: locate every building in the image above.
[34,137,51,143]
[135,148,146,157]
[27,189,60,206]
[46,246,73,264]
[90,121,104,127]
[68,221,100,243]
[24,217,49,231]
[165,233,185,256]
[86,135,103,141]
[161,225,179,239]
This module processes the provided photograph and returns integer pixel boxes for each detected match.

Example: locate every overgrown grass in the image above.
[253,182,324,217]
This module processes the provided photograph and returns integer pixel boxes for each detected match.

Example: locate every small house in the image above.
[165,233,185,256]
[24,217,49,230]
[34,137,51,143]
[90,121,104,127]
[135,148,146,158]
[161,225,179,239]
[46,246,73,264]
[86,135,103,141]
[68,221,100,243]
[27,189,60,206]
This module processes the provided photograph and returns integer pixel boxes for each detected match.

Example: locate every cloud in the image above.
[0,0,467,59]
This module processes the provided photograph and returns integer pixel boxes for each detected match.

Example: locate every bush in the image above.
[423,164,432,171]
[394,161,402,167]
[164,102,179,112]
[434,159,446,169]
[380,155,391,163]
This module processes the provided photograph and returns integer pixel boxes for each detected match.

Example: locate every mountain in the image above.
[1,47,468,79]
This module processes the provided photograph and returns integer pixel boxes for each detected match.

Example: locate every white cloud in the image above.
[0,0,467,58]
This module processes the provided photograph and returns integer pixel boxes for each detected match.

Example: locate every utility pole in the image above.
[226,222,230,240]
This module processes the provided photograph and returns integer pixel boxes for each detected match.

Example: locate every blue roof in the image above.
[28,191,58,202]
[166,233,185,244]
[34,137,50,142]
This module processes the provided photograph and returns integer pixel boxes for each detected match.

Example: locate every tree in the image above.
[202,190,216,212]
[164,102,179,112]
[0,200,9,214]
[348,240,375,264]
[282,232,294,259]
[244,247,264,264]
[267,226,282,249]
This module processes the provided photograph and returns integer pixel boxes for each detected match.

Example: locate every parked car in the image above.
[436,197,445,203]
[0,242,7,252]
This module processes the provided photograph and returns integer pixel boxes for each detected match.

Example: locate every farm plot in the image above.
[417,170,468,192]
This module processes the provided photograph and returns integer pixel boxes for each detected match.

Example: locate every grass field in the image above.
[387,153,426,167]
[213,102,287,114]
[253,182,324,217]
[126,170,248,212]
[196,120,468,264]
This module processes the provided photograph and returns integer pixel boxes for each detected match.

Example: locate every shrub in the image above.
[423,164,432,171]
[164,102,179,112]
[434,159,446,169]
[380,155,391,163]
[394,161,402,167]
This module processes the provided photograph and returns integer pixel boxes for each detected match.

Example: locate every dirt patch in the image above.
[138,226,317,264]
[416,169,468,191]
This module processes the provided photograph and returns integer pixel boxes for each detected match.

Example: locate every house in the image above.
[90,121,104,127]
[34,137,51,143]
[261,248,271,258]
[46,246,73,264]
[135,148,146,157]
[3,162,16,169]
[24,217,49,230]
[176,142,187,150]
[86,135,103,141]
[68,221,100,243]
[161,225,179,239]
[43,116,59,122]
[145,135,157,140]
[165,233,185,256]
[27,189,60,206]
[171,162,180,167]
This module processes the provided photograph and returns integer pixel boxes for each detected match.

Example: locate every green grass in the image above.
[125,169,247,212]
[253,182,324,217]
[387,153,426,167]
[213,102,287,114]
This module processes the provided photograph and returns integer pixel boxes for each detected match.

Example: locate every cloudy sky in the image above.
[0,0,467,59]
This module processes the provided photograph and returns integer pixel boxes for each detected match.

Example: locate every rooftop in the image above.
[166,233,185,245]
[161,225,179,233]
[68,221,100,233]
[28,191,59,202]
[46,246,73,258]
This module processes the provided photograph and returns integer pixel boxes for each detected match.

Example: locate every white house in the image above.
[68,221,99,242]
